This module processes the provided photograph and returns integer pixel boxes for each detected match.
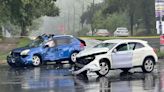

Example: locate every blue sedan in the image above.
[7,35,86,67]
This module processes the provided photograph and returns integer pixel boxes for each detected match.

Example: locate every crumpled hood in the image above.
[12,46,41,53]
[77,48,109,57]
[12,47,31,53]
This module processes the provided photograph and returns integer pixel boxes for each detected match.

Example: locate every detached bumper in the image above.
[74,57,101,74]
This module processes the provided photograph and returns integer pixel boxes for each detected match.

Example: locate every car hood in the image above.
[77,48,109,57]
[12,47,30,53]
[12,46,40,53]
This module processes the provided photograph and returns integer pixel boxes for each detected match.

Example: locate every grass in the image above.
[156,50,164,59]
[80,36,159,40]
[17,37,31,47]
[0,52,8,61]
[0,37,31,60]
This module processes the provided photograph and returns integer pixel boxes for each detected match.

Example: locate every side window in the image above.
[128,43,136,50]
[45,40,56,48]
[116,43,128,51]
[135,43,144,49]
[56,38,71,45]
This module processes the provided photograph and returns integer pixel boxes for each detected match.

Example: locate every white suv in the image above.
[114,27,129,37]
[74,39,158,76]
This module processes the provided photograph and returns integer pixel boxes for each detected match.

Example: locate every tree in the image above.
[1,0,59,36]
[81,0,156,36]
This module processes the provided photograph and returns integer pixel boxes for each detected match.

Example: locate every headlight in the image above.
[20,49,30,55]
[85,56,95,60]
[9,51,12,55]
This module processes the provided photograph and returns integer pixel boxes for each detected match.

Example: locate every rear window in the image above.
[128,42,145,50]
[135,43,145,49]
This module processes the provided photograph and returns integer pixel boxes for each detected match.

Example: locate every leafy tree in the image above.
[81,0,156,36]
[1,0,59,36]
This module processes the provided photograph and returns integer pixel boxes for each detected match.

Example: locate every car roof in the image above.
[53,35,74,38]
[103,39,147,44]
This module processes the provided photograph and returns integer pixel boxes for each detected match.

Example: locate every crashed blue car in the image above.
[7,35,86,67]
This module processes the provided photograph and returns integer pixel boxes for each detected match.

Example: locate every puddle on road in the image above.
[0,64,162,92]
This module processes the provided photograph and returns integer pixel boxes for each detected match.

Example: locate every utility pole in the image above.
[91,0,95,36]
[81,0,84,29]
[67,11,70,32]
[73,3,75,36]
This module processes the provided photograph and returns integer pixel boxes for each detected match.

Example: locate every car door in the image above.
[132,42,146,66]
[55,37,71,59]
[43,39,58,61]
[111,43,133,68]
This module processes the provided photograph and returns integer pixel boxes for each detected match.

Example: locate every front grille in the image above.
[12,52,20,57]
[76,56,95,66]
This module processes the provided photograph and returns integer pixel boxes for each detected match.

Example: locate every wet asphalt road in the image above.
[0,60,164,92]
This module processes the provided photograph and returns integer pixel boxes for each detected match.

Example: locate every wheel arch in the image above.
[99,58,111,68]
[143,56,156,64]
[72,50,79,53]
[33,53,42,63]
[70,50,80,56]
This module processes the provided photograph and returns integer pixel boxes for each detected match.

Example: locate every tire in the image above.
[96,59,110,76]
[32,55,41,67]
[142,58,155,73]
[69,52,78,64]
[121,68,130,72]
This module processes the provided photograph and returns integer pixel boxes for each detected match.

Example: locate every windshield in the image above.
[28,38,44,47]
[94,43,116,50]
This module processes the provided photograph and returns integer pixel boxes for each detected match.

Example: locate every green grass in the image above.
[0,52,8,61]
[80,36,159,40]
[156,50,164,59]
[17,37,31,47]
[0,37,31,60]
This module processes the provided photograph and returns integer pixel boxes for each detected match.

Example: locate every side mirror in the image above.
[112,49,117,53]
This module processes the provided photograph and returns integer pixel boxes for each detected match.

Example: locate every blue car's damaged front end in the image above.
[7,35,85,67]
[7,47,42,67]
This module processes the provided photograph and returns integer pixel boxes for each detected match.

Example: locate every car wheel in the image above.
[121,68,130,72]
[96,59,110,76]
[32,55,41,67]
[69,52,78,64]
[142,58,155,73]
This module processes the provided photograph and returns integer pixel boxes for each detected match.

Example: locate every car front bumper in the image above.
[7,55,33,67]
[74,57,101,74]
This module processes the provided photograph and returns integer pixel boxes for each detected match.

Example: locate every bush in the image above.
[156,50,164,59]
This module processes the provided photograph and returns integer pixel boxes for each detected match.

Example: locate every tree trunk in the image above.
[130,13,134,36]
[20,22,27,36]
[142,0,151,35]
[129,0,135,36]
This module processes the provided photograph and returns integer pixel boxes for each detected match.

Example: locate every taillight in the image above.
[80,43,84,48]
[153,48,157,53]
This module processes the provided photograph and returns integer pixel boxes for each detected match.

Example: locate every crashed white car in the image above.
[74,39,158,76]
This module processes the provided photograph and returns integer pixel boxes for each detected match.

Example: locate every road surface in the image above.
[0,60,163,92]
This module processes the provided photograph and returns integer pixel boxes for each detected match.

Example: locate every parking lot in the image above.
[0,59,163,92]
